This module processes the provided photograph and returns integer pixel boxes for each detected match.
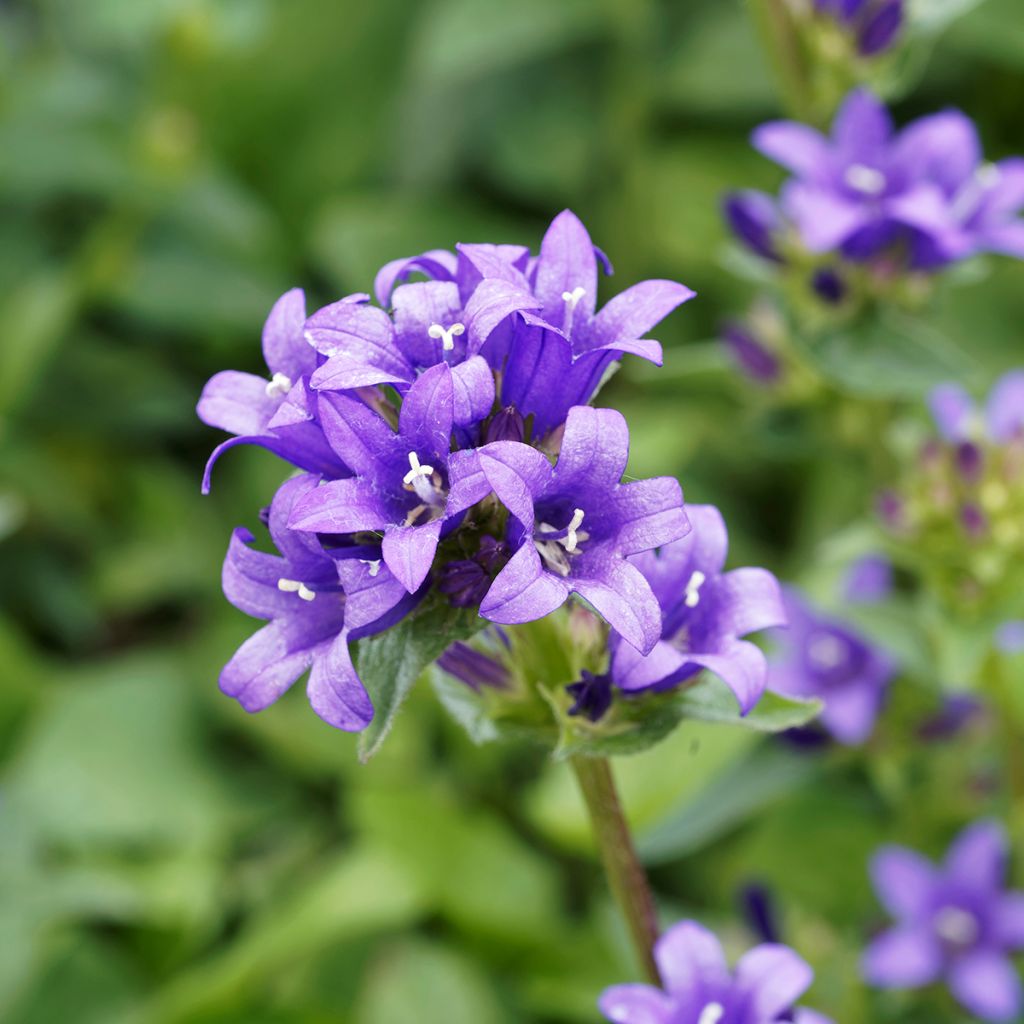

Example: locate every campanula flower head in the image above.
[201,210,697,732]
[767,588,895,744]
[599,919,831,1024]
[864,820,1024,1021]
[814,0,904,57]
[606,504,787,715]
[727,90,1024,276]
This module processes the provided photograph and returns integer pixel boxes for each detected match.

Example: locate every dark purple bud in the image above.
[437,642,510,691]
[437,537,510,608]
[955,441,984,483]
[722,191,784,263]
[858,0,903,56]
[960,502,987,538]
[918,694,984,741]
[722,322,781,384]
[475,534,509,573]
[566,670,613,722]
[843,555,893,605]
[811,267,846,305]
[258,505,272,527]
[739,883,782,944]
[817,0,870,23]
[876,490,905,529]
[485,406,525,444]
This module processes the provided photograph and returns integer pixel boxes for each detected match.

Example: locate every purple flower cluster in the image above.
[725,89,1024,274]
[199,211,699,731]
[864,820,1024,1021]
[600,919,831,1024]
[814,0,904,58]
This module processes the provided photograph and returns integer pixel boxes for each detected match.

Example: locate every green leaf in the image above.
[355,597,487,762]
[674,678,824,732]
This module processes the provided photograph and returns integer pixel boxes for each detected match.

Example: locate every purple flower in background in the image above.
[723,191,785,263]
[767,589,895,744]
[843,554,893,604]
[815,0,904,57]
[599,919,831,1024]
[219,473,415,731]
[722,322,782,385]
[752,90,996,269]
[996,621,1024,655]
[864,820,1024,1021]
[287,363,492,594]
[609,504,787,713]
[473,406,689,654]
[197,288,349,491]
[930,370,1024,444]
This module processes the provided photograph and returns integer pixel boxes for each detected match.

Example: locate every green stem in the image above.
[746,0,816,123]
[570,755,661,984]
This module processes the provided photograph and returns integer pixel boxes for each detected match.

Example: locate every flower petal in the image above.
[994,892,1024,949]
[197,370,278,437]
[392,280,465,367]
[585,280,695,359]
[945,819,1007,891]
[734,943,814,1019]
[870,846,938,920]
[861,926,942,987]
[929,382,976,441]
[262,287,314,381]
[610,636,691,693]
[532,209,599,328]
[451,354,496,427]
[948,950,1022,1022]
[398,361,455,459]
[462,277,541,351]
[317,391,398,476]
[288,477,391,534]
[895,110,980,196]
[684,640,771,714]
[653,920,730,999]
[382,520,443,593]
[306,629,374,731]
[554,406,631,492]
[475,441,553,528]
[751,121,832,181]
[781,181,872,252]
[598,984,674,1024]
[832,88,892,160]
[573,555,663,656]
[305,299,410,384]
[711,567,787,638]
[374,250,458,306]
[479,542,571,625]
[820,680,884,744]
[613,477,689,554]
[986,369,1024,443]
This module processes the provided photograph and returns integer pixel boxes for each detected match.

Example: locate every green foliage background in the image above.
[1,1,1022,1021]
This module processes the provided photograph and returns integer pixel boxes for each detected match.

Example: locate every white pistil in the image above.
[561,286,586,315]
[844,163,887,196]
[697,1003,725,1024]
[683,569,707,608]
[563,508,586,553]
[277,577,316,601]
[360,559,382,578]
[265,372,293,398]
[428,321,465,352]
[934,907,979,947]
[402,451,434,487]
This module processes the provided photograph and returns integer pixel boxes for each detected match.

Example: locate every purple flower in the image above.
[996,621,1024,655]
[471,406,689,654]
[752,90,985,269]
[930,370,1024,444]
[436,631,511,691]
[721,323,782,385]
[566,669,614,722]
[286,363,492,594]
[219,473,415,731]
[197,288,349,492]
[842,554,893,604]
[864,820,1024,1022]
[608,504,787,713]
[723,191,785,263]
[599,919,831,1024]
[816,0,904,57]
[767,588,895,744]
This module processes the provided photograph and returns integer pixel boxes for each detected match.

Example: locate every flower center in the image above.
[402,452,446,525]
[933,906,979,948]
[277,577,316,601]
[807,630,848,671]
[534,508,589,576]
[844,163,887,196]
[265,372,293,398]
[561,286,586,314]
[428,321,465,352]
[697,1003,725,1024]
[684,570,707,608]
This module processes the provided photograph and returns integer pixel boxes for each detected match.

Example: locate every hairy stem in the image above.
[570,754,661,984]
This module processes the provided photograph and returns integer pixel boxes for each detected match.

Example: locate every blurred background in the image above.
[1,1,1022,1021]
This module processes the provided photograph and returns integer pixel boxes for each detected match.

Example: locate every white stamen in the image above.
[844,163,887,196]
[277,577,316,601]
[977,162,1002,189]
[427,321,465,351]
[561,286,586,313]
[807,631,846,671]
[360,558,382,578]
[563,508,586,553]
[265,372,293,398]
[698,1003,725,1024]
[684,570,707,608]
[934,906,979,946]
[403,451,435,486]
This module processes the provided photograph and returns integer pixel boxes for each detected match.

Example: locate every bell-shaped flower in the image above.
[864,820,1024,1022]
[197,288,350,492]
[608,504,787,714]
[600,919,831,1024]
[219,473,416,731]
[471,406,689,654]
[286,362,491,594]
